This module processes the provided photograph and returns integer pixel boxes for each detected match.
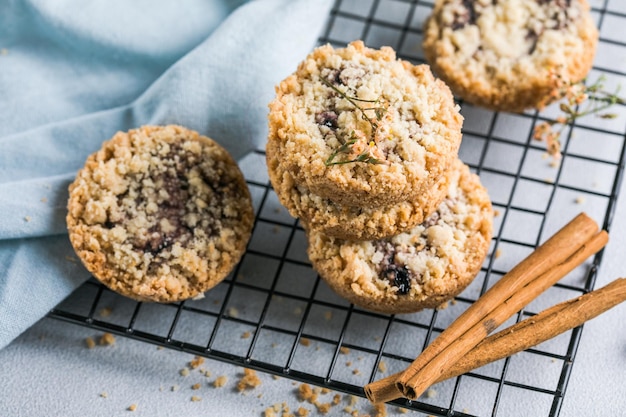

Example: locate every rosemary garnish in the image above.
[320,76,387,166]
[533,74,625,158]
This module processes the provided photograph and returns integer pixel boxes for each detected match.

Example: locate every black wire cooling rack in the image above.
[49,1,626,416]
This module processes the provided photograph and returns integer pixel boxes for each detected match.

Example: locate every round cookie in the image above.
[267,40,463,208]
[267,138,452,241]
[423,0,598,112]
[67,125,254,303]
[307,161,493,314]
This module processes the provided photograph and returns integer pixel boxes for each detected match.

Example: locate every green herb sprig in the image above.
[320,76,387,166]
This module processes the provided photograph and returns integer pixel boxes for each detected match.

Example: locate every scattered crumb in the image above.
[373,336,381,342]
[296,406,309,417]
[257,393,263,399]
[85,337,96,349]
[321,388,331,394]
[189,356,204,369]
[462,409,470,414]
[451,299,457,305]
[203,369,212,377]
[397,407,408,414]
[352,369,360,375]
[191,383,201,390]
[332,394,341,405]
[241,331,251,339]
[315,402,331,414]
[339,346,350,355]
[40,197,48,203]
[544,177,554,184]
[299,337,311,347]
[127,404,137,412]
[24,216,31,222]
[349,395,358,406]
[346,361,352,367]
[180,368,190,377]
[228,307,239,318]
[213,375,228,388]
[344,407,353,414]
[272,226,281,234]
[575,196,586,204]
[549,159,560,168]
[191,395,202,402]
[273,375,281,380]
[324,311,333,321]
[298,384,315,402]
[100,392,108,398]
[377,361,387,373]
[98,333,115,346]
[237,368,261,392]
[357,356,363,361]
[373,403,387,417]
[171,385,179,392]
[99,307,112,317]
[425,388,437,399]
[293,307,303,316]
[264,407,278,417]
[494,209,501,217]
[271,343,278,348]
[495,248,502,259]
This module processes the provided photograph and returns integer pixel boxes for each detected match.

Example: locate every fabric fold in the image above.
[0,0,333,349]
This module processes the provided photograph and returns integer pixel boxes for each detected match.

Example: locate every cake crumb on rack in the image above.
[228,307,239,318]
[339,346,350,354]
[299,337,311,347]
[425,388,437,398]
[180,367,190,377]
[575,196,586,204]
[191,395,202,402]
[377,361,387,373]
[241,331,251,339]
[191,383,201,390]
[324,311,333,320]
[99,307,113,317]
[127,404,137,412]
[171,385,179,392]
[495,248,503,259]
[100,392,108,398]
[40,197,48,203]
[24,216,31,222]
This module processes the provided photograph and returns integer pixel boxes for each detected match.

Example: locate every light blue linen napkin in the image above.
[0,0,333,349]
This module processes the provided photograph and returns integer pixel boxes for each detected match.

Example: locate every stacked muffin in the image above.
[267,41,493,314]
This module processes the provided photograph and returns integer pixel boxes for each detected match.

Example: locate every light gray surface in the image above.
[2,1,626,416]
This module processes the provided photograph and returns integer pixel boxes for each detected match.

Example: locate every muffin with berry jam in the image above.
[67,125,254,303]
[306,160,493,314]
[422,0,598,112]
[267,40,463,208]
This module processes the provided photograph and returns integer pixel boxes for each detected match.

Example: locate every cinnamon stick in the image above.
[365,277,626,404]
[397,230,608,399]
[390,213,600,399]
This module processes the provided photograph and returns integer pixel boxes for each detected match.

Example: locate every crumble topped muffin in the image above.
[267,137,452,241]
[67,125,254,303]
[267,40,463,207]
[307,160,493,314]
[423,0,598,112]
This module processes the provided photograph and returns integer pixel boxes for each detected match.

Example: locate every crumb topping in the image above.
[67,125,253,302]
[268,41,462,206]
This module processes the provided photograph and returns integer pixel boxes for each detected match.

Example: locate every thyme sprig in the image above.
[320,76,387,166]
[533,74,625,158]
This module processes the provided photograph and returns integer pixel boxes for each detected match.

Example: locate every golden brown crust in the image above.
[423,0,598,112]
[267,41,463,207]
[306,160,493,314]
[267,138,451,240]
[67,125,254,303]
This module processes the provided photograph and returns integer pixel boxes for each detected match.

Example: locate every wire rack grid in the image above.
[49,1,626,416]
